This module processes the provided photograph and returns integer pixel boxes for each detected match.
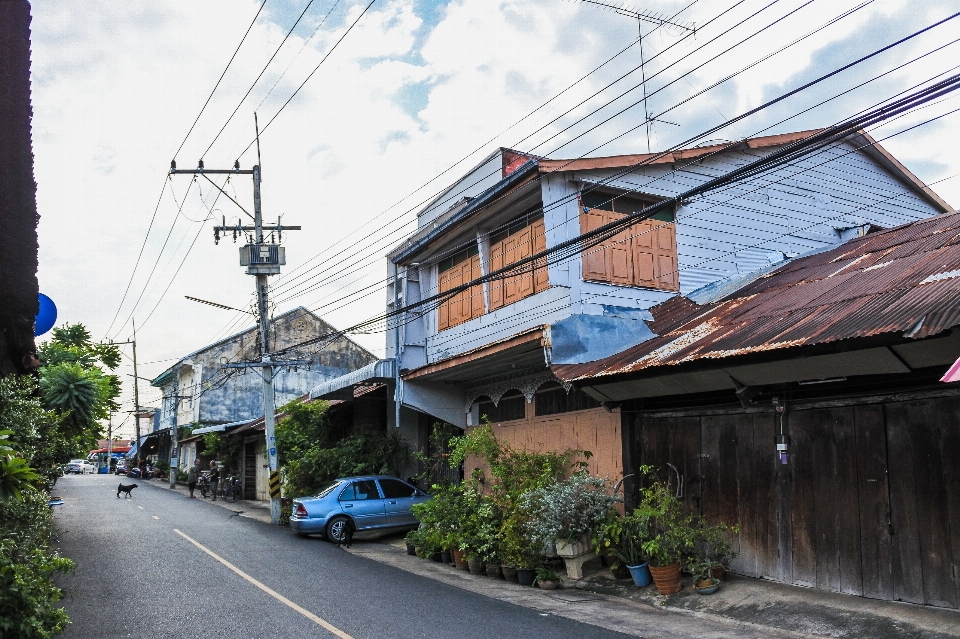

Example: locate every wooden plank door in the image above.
[243,441,257,500]
[885,398,960,608]
[700,414,745,571]
[853,404,894,601]
[637,415,702,517]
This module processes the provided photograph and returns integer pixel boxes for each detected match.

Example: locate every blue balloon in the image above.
[35,293,57,336]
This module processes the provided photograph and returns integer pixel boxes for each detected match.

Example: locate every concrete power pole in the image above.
[131,319,141,466]
[170,116,305,523]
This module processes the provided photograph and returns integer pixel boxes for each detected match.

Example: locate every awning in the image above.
[190,419,250,435]
[310,359,395,400]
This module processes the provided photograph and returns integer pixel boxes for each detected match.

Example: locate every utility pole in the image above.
[131,319,142,466]
[110,333,142,465]
[170,115,305,523]
[107,413,112,474]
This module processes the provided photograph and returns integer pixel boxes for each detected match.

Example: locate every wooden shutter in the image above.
[532,217,549,292]
[607,212,634,286]
[489,217,549,311]
[488,234,507,312]
[468,255,484,318]
[438,255,483,331]
[437,264,462,331]
[653,222,679,291]
[580,209,609,281]
[630,218,657,288]
[581,208,679,291]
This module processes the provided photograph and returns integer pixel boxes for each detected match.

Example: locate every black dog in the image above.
[117,483,138,498]
[336,518,355,549]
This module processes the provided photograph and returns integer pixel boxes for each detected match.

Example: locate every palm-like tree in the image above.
[39,363,102,435]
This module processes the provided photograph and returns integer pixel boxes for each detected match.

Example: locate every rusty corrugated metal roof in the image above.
[537,130,824,173]
[554,212,960,382]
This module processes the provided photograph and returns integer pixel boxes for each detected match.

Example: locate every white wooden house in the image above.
[310,130,949,482]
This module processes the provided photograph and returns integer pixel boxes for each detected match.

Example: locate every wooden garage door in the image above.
[635,398,960,608]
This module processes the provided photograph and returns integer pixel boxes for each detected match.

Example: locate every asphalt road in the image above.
[52,474,639,639]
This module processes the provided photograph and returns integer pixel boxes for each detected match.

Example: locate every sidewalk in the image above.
[344,534,960,639]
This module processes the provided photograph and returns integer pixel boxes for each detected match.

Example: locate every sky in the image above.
[27,0,960,437]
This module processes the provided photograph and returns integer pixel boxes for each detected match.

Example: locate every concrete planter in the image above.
[555,535,591,558]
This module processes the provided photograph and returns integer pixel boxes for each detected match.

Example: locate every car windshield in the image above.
[314,480,343,498]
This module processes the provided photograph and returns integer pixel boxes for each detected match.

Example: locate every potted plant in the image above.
[412,484,464,552]
[499,506,538,585]
[522,471,622,558]
[535,566,561,590]
[595,508,654,587]
[404,527,424,556]
[697,522,740,580]
[686,552,721,595]
[635,472,696,595]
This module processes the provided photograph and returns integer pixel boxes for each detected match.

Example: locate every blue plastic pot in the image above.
[626,562,652,587]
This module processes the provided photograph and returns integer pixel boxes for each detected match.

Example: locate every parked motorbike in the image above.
[128,465,154,479]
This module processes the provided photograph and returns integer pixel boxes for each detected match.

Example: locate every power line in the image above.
[237,0,379,157]
[174,0,268,159]
[291,38,960,324]
[270,74,960,358]
[269,0,702,297]
[202,0,322,158]
[270,0,888,309]
[106,2,269,339]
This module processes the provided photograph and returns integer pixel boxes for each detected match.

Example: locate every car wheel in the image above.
[325,516,352,544]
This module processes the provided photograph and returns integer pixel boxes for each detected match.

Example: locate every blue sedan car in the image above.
[289,475,430,543]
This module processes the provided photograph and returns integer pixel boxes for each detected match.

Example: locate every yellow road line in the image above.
[173,529,354,639]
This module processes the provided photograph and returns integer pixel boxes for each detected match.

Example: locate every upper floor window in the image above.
[437,243,483,331]
[488,211,549,311]
[580,191,679,291]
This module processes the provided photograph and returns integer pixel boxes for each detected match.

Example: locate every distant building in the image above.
[150,307,376,432]
[142,307,376,476]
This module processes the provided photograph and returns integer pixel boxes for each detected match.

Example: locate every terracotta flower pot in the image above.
[453,549,469,570]
[538,580,560,590]
[711,565,727,581]
[649,562,682,595]
[485,563,503,579]
[502,566,519,583]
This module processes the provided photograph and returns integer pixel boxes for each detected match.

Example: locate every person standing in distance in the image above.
[187,459,201,498]
[209,459,221,501]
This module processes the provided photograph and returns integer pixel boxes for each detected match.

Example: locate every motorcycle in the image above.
[128,465,154,479]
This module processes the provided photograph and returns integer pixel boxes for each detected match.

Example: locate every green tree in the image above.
[276,398,411,498]
[37,323,120,447]
[0,376,77,485]
[202,432,241,474]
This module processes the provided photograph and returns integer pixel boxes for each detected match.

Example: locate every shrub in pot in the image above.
[694,520,740,580]
[535,567,561,590]
[635,471,697,595]
[686,553,721,594]
[411,483,466,558]
[594,506,654,586]
[521,471,622,555]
